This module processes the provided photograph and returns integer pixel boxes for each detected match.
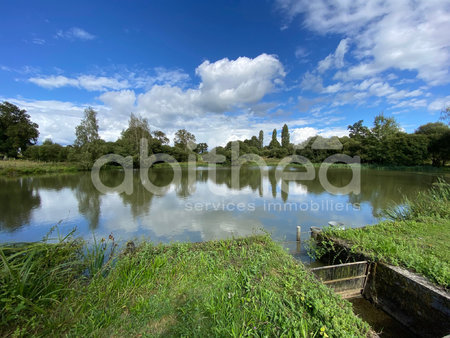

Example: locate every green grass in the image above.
[0,160,81,176]
[322,218,449,288]
[319,180,450,289]
[2,159,448,177]
[1,235,371,337]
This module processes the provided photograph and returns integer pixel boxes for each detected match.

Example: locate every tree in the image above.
[0,101,39,157]
[269,128,281,149]
[258,130,264,149]
[174,129,196,150]
[281,124,290,148]
[372,114,400,140]
[152,130,169,145]
[73,107,102,168]
[195,143,208,154]
[416,122,450,166]
[415,122,449,136]
[440,106,449,125]
[348,120,370,139]
[75,107,100,148]
[120,114,151,150]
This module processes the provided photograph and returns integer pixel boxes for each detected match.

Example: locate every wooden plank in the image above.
[311,262,368,284]
[322,275,367,284]
[310,261,370,293]
[310,261,368,272]
[336,289,363,299]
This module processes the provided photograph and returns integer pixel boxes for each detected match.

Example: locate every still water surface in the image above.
[0,167,447,260]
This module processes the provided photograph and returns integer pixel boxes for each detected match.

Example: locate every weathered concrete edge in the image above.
[386,264,449,299]
[310,227,450,337]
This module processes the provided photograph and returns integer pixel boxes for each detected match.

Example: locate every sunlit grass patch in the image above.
[1,235,371,337]
[320,180,450,288]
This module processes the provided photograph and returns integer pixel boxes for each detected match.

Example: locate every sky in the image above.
[1,0,450,147]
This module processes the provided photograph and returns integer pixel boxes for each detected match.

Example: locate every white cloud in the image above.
[392,98,427,109]
[55,27,96,41]
[31,38,46,45]
[428,95,450,111]
[28,67,190,92]
[6,54,291,147]
[291,127,318,143]
[29,75,129,91]
[194,54,285,112]
[319,127,348,139]
[295,46,309,59]
[290,126,348,144]
[317,39,349,73]
[29,75,78,88]
[300,72,344,94]
[99,90,136,117]
[277,0,450,85]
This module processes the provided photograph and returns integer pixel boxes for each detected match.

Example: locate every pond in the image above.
[0,167,447,261]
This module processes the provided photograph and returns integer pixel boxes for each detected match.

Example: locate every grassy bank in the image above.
[0,160,81,176]
[1,234,371,337]
[2,158,448,177]
[317,180,450,289]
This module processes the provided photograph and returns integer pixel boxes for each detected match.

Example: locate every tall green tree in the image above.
[73,107,102,168]
[119,113,152,154]
[174,129,196,150]
[269,128,281,152]
[195,142,208,154]
[152,130,169,145]
[0,101,39,158]
[416,122,450,166]
[258,130,264,149]
[114,113,157,166]
[75,107,100,148]
[348,120,370,139]
[372,114,400,140]
[281,124,290,148]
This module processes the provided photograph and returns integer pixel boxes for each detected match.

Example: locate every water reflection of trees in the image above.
[0,178,41,230]
[1,168,442,232]
[202,167,440,217]
[75,173,105,229]
[349,170,438,217]
[31,173,103,229]
[120,173,154,218]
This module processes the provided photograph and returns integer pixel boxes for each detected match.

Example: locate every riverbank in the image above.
[0,234,371,336]
[314,180,450,289]
[0,160,81,176]
[2,158,448,177]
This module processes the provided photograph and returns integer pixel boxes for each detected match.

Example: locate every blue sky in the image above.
[1,0,449,147]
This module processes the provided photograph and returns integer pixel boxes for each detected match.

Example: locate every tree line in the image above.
[1,101,449,167]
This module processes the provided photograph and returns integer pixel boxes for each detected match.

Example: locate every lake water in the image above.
[0,167,447,261]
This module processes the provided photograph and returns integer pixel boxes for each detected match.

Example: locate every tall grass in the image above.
[383,178,450,220]
[0,228,117,334]
[0,236,83,329]
[84,234,117,278]
[1,235,371,336]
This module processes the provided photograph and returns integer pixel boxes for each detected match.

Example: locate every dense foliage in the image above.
[1,100,449,167]
[0,102,39,158]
